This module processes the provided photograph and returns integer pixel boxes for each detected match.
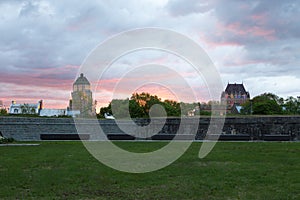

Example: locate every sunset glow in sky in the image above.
[1,0,299,111]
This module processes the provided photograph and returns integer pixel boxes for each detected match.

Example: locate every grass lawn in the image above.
[0,141,299,199]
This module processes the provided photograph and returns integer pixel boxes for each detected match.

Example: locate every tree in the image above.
[253,101,282,115]
[20,104,37,114]
[98,103,112,118]
[129,99,146,118]
[180,102,196,116]
[99,98,147,119]
[284,96,300,114]
[110,99,130,119]
[240,101,251,115]
[241,93,282,115]
[162,100,180,117]
[99,93,184,119]
[0,108,7,115]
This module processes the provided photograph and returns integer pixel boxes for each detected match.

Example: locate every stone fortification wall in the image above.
[0,116,299,141]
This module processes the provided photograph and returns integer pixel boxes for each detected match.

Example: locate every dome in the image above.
[73,73,90,85]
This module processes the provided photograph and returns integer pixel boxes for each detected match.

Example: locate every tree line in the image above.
[98,92,300,118]
[240,93,300,115]
[1,92,299,117]
[98,92,211,118]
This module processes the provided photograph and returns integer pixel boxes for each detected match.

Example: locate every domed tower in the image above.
[70,73,94,115]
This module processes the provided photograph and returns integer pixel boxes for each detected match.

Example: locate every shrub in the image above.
[0,137,15,144]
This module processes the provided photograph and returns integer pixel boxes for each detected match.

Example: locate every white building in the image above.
[39,109,81,117]
[39,109,66,117]
[9,101,41,114]
[66,110,81,117]
[8,99,82,117]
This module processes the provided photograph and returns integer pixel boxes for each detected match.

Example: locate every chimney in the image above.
[38,100,43,115]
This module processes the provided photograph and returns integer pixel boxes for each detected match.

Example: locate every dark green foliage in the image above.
[253,101,282,115]
[162,100,181,117]
[0,137,15,144]
[0,108,7,115]
[98,93,214,118]
[100,92,300,117]
[200,110,212,116]
[241,93,300,115]
[283,96,300,114]
[240,101,251,115]
[252,93,283,115]
[241,93,283,115]
[99,93,186,118]
[99,99,147,118]
[98,103,112,118]
[129,99,146,118]
[180,102,199,115]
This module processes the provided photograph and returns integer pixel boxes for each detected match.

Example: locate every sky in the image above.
[0,0,299,111]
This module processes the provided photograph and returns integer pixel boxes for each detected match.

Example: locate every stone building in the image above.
[69,73,95,116]
[221,83,250,112]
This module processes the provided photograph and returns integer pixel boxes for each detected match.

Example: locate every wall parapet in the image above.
[0,116,299,141]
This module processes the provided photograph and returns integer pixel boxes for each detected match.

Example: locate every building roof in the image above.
[73,73,90,85]
[235,105,243,113]
[10,103,39,108]
[231,104,243,114]
[225,83,247,94]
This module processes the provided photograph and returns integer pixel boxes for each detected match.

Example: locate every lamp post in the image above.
[297,96,300,114]
[250,99,253,115]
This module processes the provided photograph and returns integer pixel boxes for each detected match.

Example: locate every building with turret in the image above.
[221,83,250,112]
[69,73,95,116]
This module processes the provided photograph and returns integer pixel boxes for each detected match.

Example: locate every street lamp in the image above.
[250,99,253,115]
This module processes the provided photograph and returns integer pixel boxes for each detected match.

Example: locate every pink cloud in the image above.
[0,65,79,90]
[198,30,243,49]
[0,65,81,109]
[222,20,276,41]
[250,13,268,26]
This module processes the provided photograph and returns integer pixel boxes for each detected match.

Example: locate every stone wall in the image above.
[0,117,77,141]
[0,116,299,141]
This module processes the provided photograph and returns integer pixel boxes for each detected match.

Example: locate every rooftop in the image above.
[73,73,90,85]
[225,83,247,94]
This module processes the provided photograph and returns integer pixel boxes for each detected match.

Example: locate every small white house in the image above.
[9,101,41,114]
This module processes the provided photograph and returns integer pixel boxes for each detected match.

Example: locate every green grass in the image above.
[0,141,299,199]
